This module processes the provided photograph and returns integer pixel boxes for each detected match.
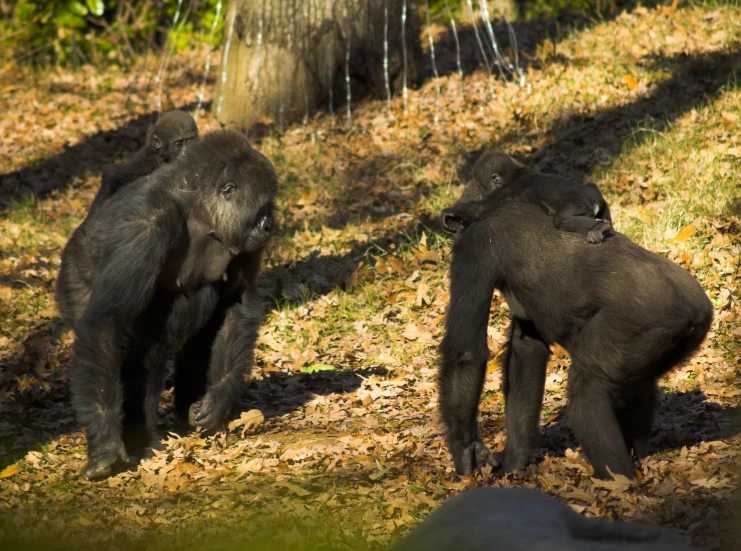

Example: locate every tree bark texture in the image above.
[214,0,424,128]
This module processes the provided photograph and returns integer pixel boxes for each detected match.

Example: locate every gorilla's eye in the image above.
[173,139,183,149]
[221,183,236,198]
[491,174,504,187]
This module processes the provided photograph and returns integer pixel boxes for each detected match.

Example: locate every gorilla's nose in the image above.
[258,215,272,234]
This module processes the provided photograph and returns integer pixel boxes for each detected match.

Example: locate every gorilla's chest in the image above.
[159,217,234,291]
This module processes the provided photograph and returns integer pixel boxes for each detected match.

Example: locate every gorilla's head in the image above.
[149,110,199,164]
[471,150,526,198]
[187,130,278,256]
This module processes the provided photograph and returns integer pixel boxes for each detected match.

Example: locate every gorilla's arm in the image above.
[439,229,501,475]
[91,147,160,210]
[187,252,265,428]
[441,187,518,233]
[70,201,182,479]
[552,191,613,245]
[188,287,263,428]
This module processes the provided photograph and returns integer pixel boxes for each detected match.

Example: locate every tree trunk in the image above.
[214,0,424,129]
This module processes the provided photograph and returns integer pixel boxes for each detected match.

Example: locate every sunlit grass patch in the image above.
[0,3,740,549]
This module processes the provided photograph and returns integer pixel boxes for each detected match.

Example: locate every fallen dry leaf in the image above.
[0,464,20,479]
[622,75,639,89]
[672,224,697,243]
[228,409,265,432]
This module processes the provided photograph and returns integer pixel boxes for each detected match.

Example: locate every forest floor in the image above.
[1,3,740,550]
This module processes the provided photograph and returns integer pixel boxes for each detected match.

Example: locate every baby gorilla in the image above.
[441,150,612,244]
[90,109,199,210]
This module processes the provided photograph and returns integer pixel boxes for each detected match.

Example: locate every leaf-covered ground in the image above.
[1,4,740,550]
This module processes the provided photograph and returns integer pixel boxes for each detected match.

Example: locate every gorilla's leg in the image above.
[566,313,636,479]
[120,343,146,458]
[439,253,498,476]
[188,292,263,429]
[553,194,612,244]
[173,314,221,424]
[501,317,550,473]
[70,323,132,480]
[568,369,635,479]
[142,344,168,456]
[616,318,709,462]
[120,339,167,459]
[616,382,657,461]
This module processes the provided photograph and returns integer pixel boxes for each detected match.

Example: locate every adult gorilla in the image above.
[439,202,712,480]
[57,130,277,480]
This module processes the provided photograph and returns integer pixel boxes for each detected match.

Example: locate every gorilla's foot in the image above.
[455,440,500,476]
[502,446,534,474]
[587,221,612,244]
[142,439,166,460]
[84,444,133,481]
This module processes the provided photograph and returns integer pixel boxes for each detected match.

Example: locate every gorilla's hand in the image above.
[587,220,613,244]
[441,208,467,233]
[188,390,232,429]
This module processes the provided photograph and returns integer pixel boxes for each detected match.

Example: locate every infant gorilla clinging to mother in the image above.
[441,150,613,244]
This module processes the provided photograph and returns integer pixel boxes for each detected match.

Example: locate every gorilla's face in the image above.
[202,142,278,255]
[150,110,199,165]
[472,150,525,196]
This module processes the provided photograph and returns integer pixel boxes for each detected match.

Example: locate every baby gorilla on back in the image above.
[57,110,200,328]
[91,110,199,210]
[441,150,612,244]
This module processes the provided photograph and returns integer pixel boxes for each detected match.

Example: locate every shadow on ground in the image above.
[0,0,688,212]
[495,48,740,183]
[0,358,389,472]
[486,389,741,465]
[0,101,207,212]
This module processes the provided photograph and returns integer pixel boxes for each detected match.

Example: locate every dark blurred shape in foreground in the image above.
[392,487,696,551]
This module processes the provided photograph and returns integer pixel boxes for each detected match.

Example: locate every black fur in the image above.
[439,200,712,480]
[91,110,198,210]
[56,130,278,480]
[58,111,201,329]
[441,150,612,244]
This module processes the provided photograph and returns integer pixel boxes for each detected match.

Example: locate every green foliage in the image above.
[300,364,336,374]
[1,0,658,67]
[428,0,465,20]
[1,0,224,67]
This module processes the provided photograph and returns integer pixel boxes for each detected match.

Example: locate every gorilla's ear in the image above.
[152,135,162,150]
